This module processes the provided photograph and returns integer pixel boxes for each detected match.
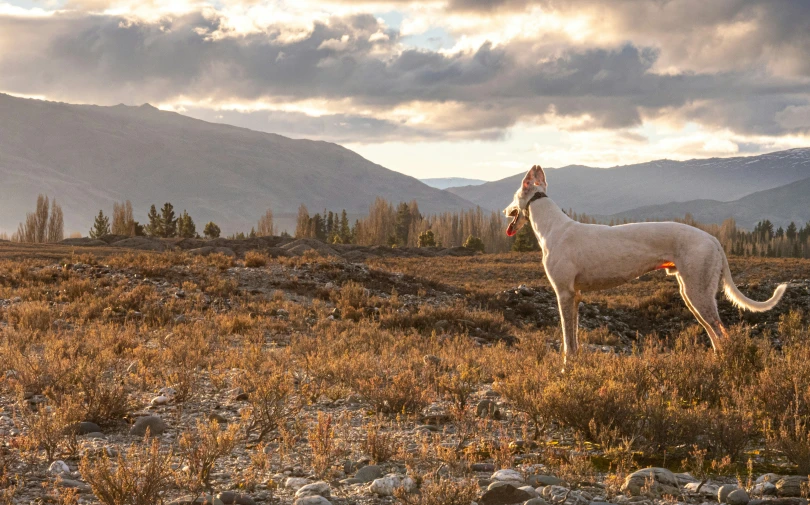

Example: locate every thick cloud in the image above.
[0,4,809,142]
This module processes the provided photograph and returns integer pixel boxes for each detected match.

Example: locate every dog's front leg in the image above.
[555,289,579,367]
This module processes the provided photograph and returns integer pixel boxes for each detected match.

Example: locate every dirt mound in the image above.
[60,234,482,261]
[111,237,167,251]
[59,237,108,247]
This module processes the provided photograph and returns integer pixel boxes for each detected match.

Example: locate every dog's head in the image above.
[503,165,547,237]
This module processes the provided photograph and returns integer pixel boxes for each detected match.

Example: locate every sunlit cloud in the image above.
[0,0,808,176]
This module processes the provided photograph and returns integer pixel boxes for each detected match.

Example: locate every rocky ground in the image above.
[1,244,810,505]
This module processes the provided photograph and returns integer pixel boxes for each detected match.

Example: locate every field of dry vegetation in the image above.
[1,242,810,505]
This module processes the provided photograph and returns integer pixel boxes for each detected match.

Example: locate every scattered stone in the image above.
[48,460,70,475]
[285,477,310,491]
[354,465,383,483]
[719,484,740,503]
[294,497,332,505]
[728,489,751,505]
[477,398,501,418]
[524,499,549,505]
[151,395,170,406]
[217,492,256,505]
[519,485,541,498]
[491,469,524,483]
[472,463,496,472]
[369,473,417,496]
[479,483,533,505]
[69,421,101,435]
[169,496,224,505]
[622,467,680,497]
[295,481,331,498]
[777,476,808,497]
[757,474,782,484]
[749,499,807,505]
[527,474,563,487]
[55,478,91,491]
[208,413,228,424]
[130,415,167,436]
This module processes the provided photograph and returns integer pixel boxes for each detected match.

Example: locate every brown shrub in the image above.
[80,438,174,505]
[244,251,268,268]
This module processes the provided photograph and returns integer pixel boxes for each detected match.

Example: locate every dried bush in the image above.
[178,419,239,494]
[244,251,269,268]
[395,476,479,505]
[766,410,810,474]
[239,369,300,442]
[364,423,398,464]
[14,394,82,462]
[7,302,51,332]
[309,412,339,478]
[79,438,174,505]
[355,367,431,415]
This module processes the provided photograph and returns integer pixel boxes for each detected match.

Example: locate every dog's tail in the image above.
[722,256,787,312]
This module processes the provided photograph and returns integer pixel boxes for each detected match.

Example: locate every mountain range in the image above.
[0,93,475,235]
[1,92,808,236]
[449,149,810,227]
[421,177,487,189]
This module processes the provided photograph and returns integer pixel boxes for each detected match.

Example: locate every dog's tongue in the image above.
[506,215,519,237]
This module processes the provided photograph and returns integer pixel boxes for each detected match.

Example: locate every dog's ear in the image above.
[522,165,546,189]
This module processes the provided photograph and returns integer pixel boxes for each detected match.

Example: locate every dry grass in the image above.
[0,244,808,503]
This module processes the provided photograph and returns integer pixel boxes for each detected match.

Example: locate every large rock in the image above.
[369,474,417,496]
[295,481,330,498]
[719,484,740,503]
[728,489,750,505]
[479,483,533,505]
[354,465,383,483]
[216,492,255,505]
[130,415,167,436]
[491,469,524,483]
[777,476,809,497]
[622,467,680,496]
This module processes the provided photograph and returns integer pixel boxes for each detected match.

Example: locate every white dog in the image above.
[504,165,787,360]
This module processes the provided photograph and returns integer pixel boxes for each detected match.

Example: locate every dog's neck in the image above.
[527,193,571,250]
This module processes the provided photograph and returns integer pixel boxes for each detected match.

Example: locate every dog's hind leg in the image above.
[677,269,728,351]
[555,289,579,363]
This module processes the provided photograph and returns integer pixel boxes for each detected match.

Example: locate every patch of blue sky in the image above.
[5,0,66,9]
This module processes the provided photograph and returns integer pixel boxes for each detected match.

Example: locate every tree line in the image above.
[293,198,524,253]
[8,195,810,258]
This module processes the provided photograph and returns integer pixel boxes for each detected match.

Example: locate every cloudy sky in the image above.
[2,0,810,180]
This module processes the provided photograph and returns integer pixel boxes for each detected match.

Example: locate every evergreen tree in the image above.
[160,203,177,238]
[203,222,221,239]
[417,230,436,247]
[177,210,197,238]
[146,205,163,237]
[339,210,351,243]
[463,235,485,253]
[395,202,412,245]
[89,210,110,239]
[787,222,798,241]
[512,224,540,252]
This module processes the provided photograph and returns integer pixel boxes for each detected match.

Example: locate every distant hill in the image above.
[0,93,476,234]
[449,149,810,217]
[602,177,810,229]
[421,177,487,189]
